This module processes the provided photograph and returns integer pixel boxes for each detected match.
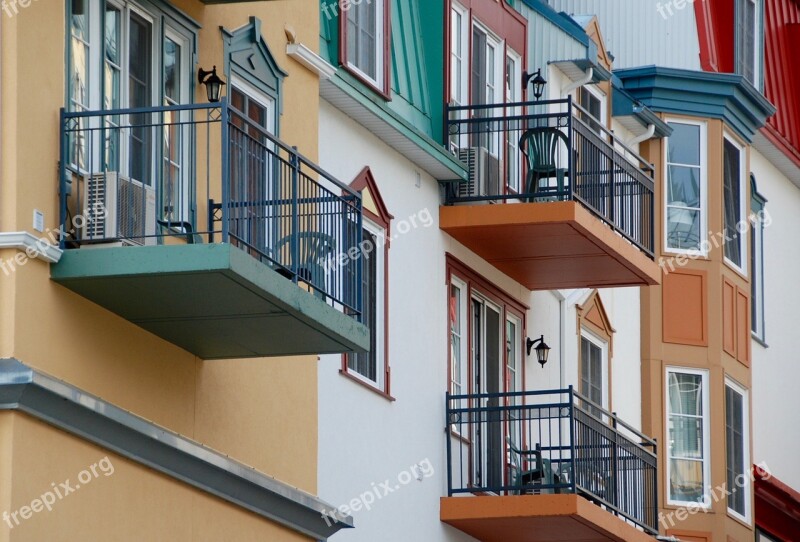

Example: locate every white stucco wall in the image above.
[317,87,649,539]
[750,148,800,490]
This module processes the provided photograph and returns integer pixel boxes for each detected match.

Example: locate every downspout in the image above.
[550,290,567,389]
[626,123,656,147]
[561,68,593,96]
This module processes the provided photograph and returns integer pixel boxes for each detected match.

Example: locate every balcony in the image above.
[52,102,369,359]
[440,98,660,290]
[442,388,659,542]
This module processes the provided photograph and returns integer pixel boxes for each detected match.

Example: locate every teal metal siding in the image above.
[319,0,441,142]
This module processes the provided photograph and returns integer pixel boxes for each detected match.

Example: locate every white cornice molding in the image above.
[286,42,336,80]
[0,231,63,263]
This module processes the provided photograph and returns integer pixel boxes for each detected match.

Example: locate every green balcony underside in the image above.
[51,244,369,360]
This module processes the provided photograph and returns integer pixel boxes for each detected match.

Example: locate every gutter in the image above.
[0,231,63,263]
[562,68,594,96]
[626,123,656,147]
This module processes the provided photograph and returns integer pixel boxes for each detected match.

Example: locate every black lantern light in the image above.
[522,68,548,100]
[526,335,551,368]
[197,66,226,103]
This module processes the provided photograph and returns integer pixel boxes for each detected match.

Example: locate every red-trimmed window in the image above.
[339,0,391,98]
[342,168,393,397]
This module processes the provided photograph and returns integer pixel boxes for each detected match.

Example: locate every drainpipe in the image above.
[550,290,567,390]
[626,123,656,147]
[561,68,594,96]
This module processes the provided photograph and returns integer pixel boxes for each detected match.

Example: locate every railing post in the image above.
[652,437,659,533]
[58,108,67,249]
[290,146,300,284]
[566,97,574,201]
[611,412,619,514]
[609,144,616,226]
[220,99,230,243]
[355,197,364,321]
[568,385,577,494]
[445,391,453,497]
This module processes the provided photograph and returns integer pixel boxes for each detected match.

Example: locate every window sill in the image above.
[339,369,395,402]
[751,332,769,348]
[727,509,753,528]
[340,64,391,102]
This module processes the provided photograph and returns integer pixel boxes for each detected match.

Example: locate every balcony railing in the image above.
[58,101,363,319]
[445,97,655,258]
[445,387,658,534]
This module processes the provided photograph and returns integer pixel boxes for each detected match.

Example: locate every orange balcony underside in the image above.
[441,495,655,542]
[439,201,660,290]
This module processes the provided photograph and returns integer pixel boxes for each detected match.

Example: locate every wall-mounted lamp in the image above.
[197,66,226,103]
[526,335,551,368]
[522,68,547,100]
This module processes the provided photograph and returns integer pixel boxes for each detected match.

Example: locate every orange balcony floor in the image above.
[439,201,660,290]
[441,494,656,542]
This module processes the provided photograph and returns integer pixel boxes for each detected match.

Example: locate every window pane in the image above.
[348,229,378,382]
[723,139,742,266]
[667,207,701,251]
[450,284,462,394]
[669,458,705,503]
[726,386,747,515]
[164,38,180,103]
[668,372,703,416]
[347,0,379,81]
[668,123,700,165]
[668,166,701,208]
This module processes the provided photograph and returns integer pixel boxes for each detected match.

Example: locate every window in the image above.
[665,121,706,253]
[580,332,607,418]
[725,379,751,522]
[342,169,391,396]
[450,3,468,109]
[505,51,522,192]
[666,368,710,506]
[735,0,761,88]
[578,86,604,135]
[450,278,468,396]
[750,175,766,340]
[346,225,384,385]
[341,0,389,94]
[723,136,747,272]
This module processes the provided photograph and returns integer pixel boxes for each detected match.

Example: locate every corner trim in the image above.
[0,358,353,539]
[0,231,63,263]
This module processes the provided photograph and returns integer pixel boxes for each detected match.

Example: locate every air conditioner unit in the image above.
[82,172,156,246]
[456,147,502,202]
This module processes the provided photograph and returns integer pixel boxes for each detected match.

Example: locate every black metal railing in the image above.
[58,101,363,319]
[445,387,658,534]
[445,97,655,258]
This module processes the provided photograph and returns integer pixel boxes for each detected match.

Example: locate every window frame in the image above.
[665,366,712,508]
[750,175,767,342]
[338,0,392,99]
[579,328,609,415]
[450,276,469,398]
[577,84,607,136]
[663,118,708,257]
[723,133,748,275]
[341,169,392,399]
[725,377,751,524]
[735,0,762,89]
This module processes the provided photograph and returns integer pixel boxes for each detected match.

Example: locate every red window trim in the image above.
[341,167,394,399]
[445,253,528,399]
[338,0,393,101]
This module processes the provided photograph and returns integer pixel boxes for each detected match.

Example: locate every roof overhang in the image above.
[611,76,672,139]
[615,66,776,143]
[549,58,612,85]
[0,358,353,539]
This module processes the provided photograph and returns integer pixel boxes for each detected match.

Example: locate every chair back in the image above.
[519,127,569,173]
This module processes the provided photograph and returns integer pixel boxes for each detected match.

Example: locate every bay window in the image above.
[665,120,706,253]
[666,368,710,506]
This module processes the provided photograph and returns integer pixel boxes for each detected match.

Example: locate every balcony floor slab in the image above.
[441,494,656,542]
[50,244,369,359]
[440,201,660,290]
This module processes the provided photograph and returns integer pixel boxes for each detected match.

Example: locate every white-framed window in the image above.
[664,120,707,255]
[666,367,711,507]
[505,50,522,193]
[343,0,387,92]
[723,134,747,274]
[580,329,608,418]
[345,219,387,390]
[450,2,469,109]
[470,22,503,156]
[725,378,751,523]
[450,276,468,396]
[577,84,606,136]
[735,0,761,88]
[750,175,766,340]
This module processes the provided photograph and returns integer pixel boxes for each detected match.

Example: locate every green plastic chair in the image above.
[507,439,554,495]
[274,232,336,299]
[519,127,570,202]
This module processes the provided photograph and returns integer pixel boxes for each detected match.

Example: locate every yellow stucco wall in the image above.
[0,413,314,542]
[0,0,323,537]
